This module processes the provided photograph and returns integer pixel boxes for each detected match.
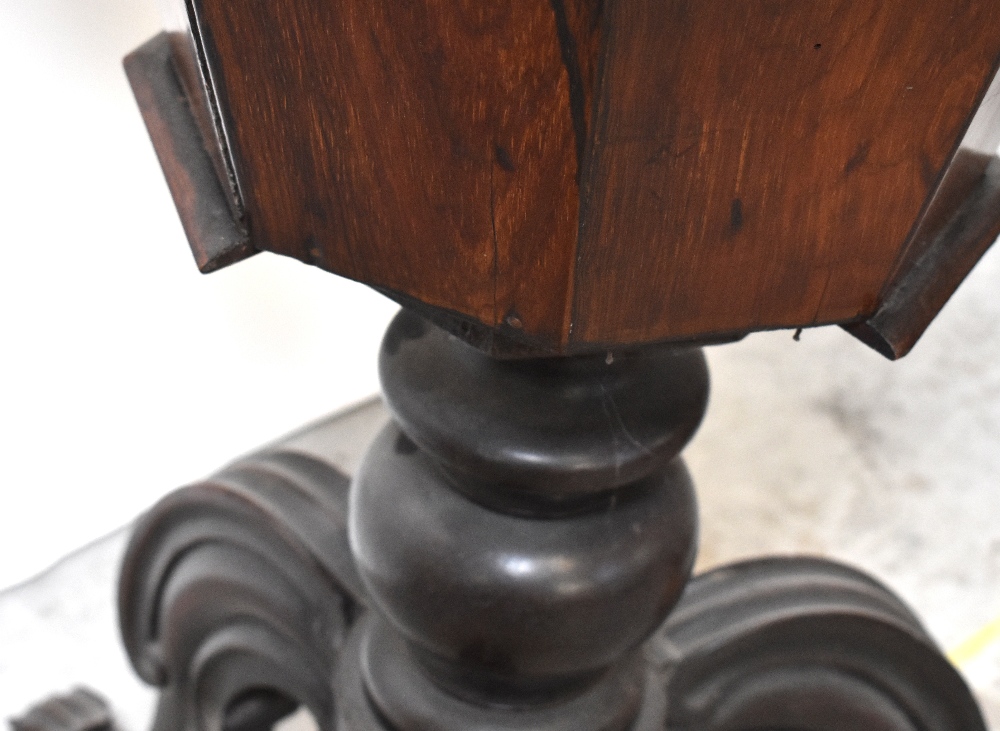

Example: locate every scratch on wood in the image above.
[730,199,744,234]
[844,140,872,176]
[494,144,516,172]
[811,269,834,324]
[549,0,588,182]
[490,163,499,329]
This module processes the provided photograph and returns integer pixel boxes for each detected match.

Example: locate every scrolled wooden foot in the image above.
[11,688,120,731]
[118,450,364,731]
[341,310,707,730]
[652,556,986,731]
[116,311,987,731]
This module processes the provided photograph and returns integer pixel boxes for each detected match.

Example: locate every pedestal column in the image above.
[347,309,707,729]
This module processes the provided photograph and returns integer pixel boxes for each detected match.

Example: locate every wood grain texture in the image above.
[145,0,1000,356]
[124,34,254,273]
[192,0,598,351]
[845,152,1000,358]
[844,63,1000,358]
[573,0,1000,347]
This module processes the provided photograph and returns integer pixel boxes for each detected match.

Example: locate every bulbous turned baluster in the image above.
[115,308,990,731]
[118,450,364,731]
[652,557,989,731]
[342,309,709,730]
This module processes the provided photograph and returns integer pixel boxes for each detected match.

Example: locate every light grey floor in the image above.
[0,401,388,731]
[3,245,1000,729]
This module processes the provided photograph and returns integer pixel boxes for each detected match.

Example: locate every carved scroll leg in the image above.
[118,450,366,731]
[650,556,987,731]
[11,688,121,731]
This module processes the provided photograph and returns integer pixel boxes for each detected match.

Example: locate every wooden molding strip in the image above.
[124,33,255,274]
[845,154,1000,359]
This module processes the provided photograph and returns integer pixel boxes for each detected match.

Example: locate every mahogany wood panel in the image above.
[573,0,1000,346]
[845,66,1000,357]
[125,34,253,273]
[140,0,1000,357]
[192,0,596,351]
[845,151,1000,358]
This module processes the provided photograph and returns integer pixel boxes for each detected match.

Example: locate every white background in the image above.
[0,0,999,725]
[0,0,397,590]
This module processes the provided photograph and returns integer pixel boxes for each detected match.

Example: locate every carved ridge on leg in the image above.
[345,310,708,729]
[118,450,362,731]
[114,310,989,731]
[653,556,987,731]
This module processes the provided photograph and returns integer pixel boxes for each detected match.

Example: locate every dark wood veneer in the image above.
[574,1,1000,348]
[140,1,1000,357]
[114,6,999,729]
[195,0,587,351]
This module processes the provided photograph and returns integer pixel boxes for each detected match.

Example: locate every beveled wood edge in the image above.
[844,155,1000,360]
[375,285,750,358]
[124,33,255,274]
[126,28,1000,360]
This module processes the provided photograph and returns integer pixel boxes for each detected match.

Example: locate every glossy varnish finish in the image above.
[116,314,990,730]
[574,0,1000,346]
[145,0,1000,356]
[194,0,594,349]
[125,34,253,273]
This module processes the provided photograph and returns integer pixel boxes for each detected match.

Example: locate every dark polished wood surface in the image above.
[116,313,989,731]
[137,1,1000,357]
[574,1,1000,347]
[115,7,1000,728]
[196,0,587,352]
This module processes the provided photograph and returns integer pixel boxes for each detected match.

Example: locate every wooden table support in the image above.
[117,310,986,731]
[114,3,1000,728]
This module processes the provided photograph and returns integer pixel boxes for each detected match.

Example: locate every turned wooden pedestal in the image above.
[117,311,986,731]
[116,2,1000,729]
